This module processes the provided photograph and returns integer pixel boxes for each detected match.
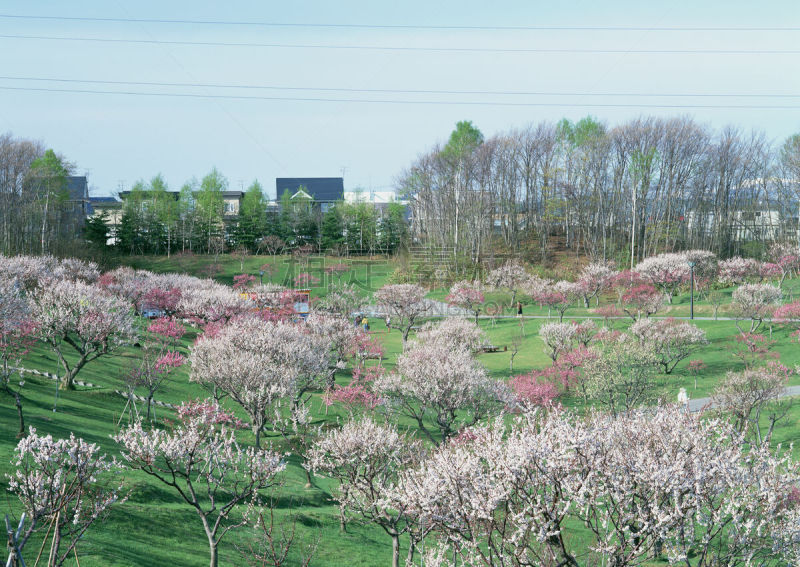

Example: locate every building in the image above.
[64,176,90,234]
[275,178,344,212]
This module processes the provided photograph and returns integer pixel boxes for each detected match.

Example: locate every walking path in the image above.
[686,385,800,412]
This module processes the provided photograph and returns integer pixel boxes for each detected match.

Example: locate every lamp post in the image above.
[687,261,696,320]
[259,270,264,286]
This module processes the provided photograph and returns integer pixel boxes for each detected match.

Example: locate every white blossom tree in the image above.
[538,322,576,362]
[731,283,782,332]
[30,279,137,389]
[373,284,430,347]
[7,428,126,567]
[115,402,285,567]
[414,317,489,352]
[485,261,528,310]
[393,406,800,567]
[630,317,708,373]
[308,419,423,567]
[189,316,330,447]
[374,342,512,443]
[577,261,617,307]
[634,252,690,303]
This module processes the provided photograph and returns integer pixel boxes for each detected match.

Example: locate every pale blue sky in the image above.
[0,0,798,197]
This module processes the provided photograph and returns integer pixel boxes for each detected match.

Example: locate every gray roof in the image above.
[276,178,344,202]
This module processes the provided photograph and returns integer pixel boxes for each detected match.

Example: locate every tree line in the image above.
[90,170,409,257]
[400,117,800,268]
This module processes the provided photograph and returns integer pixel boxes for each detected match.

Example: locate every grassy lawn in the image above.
[2,255,799,566]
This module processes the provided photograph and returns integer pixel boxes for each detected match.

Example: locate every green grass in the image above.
[2,255,800,566]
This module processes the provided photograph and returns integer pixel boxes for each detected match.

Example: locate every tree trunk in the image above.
[12,388,25,437]
[207,537,218,567]
[391,533,400,567]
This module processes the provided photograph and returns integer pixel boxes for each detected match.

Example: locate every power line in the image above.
[1,84,798,109]
[0,13,797,31]
[0,75,797,98]
[0,34,796,54]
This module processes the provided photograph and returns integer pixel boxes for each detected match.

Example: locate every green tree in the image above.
[320,205,344,251]
[378,202,408,252]
[235,180,267,251]
[27,149,70,253]
[84,211,110,248]
[195,168,226,253]
[442,120,484,162]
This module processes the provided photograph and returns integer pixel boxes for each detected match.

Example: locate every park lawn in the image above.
[3,258,800,565]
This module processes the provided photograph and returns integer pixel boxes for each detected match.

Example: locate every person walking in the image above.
[362,316,369,332]
[517,302,523,317]
[385,315,391,332]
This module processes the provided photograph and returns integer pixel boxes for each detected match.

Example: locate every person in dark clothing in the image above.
[517,302,523,317]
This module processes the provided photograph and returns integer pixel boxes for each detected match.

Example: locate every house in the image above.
[275,178,344,213]
[64,176,90,234]
[88,196,122,245]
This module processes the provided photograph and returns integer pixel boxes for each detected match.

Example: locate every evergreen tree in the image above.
[235,180,267,251]
[320,205,344,251]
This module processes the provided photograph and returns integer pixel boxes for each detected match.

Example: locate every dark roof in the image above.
[87,196,120,216]
[66,176,88,201]
[90,196,119,204]
[276,178,344,202]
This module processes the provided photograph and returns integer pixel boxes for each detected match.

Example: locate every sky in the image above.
[0,0,798,198]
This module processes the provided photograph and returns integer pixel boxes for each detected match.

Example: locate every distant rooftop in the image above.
[276,177,344,202]
[66,176,88,202]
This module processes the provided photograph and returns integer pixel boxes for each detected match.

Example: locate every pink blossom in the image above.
[509,372,560,407]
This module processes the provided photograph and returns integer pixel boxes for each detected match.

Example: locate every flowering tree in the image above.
[30,280,137,389]
[373,284,430,347]
[294,272,320,288]
[718,256,762,285]
[571,319,597,346]
[325,262,350,284]
[509,372,560,407]
[374,343,512,444]
[731,283,782,332]
[630,318,708,373]
[582,337,660,416]
[315,282,361,318]
[189,316,329,447]
[768,242,800,287]
[116,405,285,567]
[445,280,484,323]
[712,363,790,443]
[538,322,576,362]
[0,282,38,436]
[233,273,257,290]
[308,419,422,567]
[688,359,707,390]
[484,261,528,309]
[393,406,800,567]
[7,428,126,566]
[577,261,617,307]
[414,317,488,352]
[634,252,690,303]
[178,285,253,326]
[774,300,800,342]
[620,283,665,321]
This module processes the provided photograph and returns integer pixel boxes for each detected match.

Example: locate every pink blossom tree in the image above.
[7,428,126,566]
[315,282,361,318]
[233,273,256,290]
[373,283,430,347]
[374,343,512,444]
[0,283,38,436]
[509,372,560,407]
[620,283,665,321]
[577,261,617,307]
[189,316,329,447]
[445,280,485,323]
[308,419,423,567]
[768,242,800,287]
[774,300,800,342]
[115,406,285,567]
[30,280,137,389]
[731,283,782,332]
[630,317,708,373]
